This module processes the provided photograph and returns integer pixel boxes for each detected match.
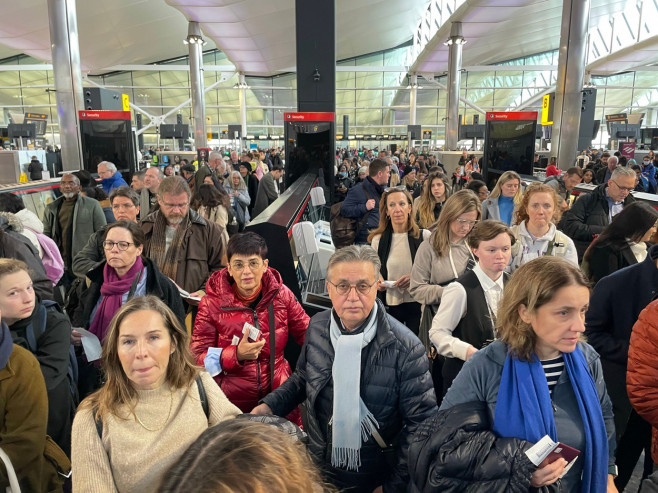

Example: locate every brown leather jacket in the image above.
[140,209,226,294]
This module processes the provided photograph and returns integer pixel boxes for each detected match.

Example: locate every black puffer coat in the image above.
[408,400,540,493]
[262,299,437,493]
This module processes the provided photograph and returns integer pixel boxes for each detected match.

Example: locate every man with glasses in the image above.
[97,161,128,194]
[253,245,437,493]
[560,166,636,261]
[72,186,141,278]
[140,176,225,306]
[42,173,107,288]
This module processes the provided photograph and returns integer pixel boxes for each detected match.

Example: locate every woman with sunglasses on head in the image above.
[482,171,523,225]
[191,232,309,423]
[429,220,513,396]
[369,188,430,336]
[582,201,658,285]
[72,220,185,398]
[414,171,451,230]
[410,190,481,397]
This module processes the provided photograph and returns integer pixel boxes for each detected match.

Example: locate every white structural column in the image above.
[552,0,590,169]
[409,73,418,125]
[47,0,84,171]
[239,74,248,138]
[187,22,207,149]
[445,22,465,151]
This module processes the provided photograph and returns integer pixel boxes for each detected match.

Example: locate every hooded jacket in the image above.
[0,217,53,301]
[508,221,578,272]
[190,267,309,412]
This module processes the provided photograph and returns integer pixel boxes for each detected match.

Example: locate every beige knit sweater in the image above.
[71,371,240,493]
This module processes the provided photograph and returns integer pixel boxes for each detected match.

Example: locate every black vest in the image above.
[376,225,424,305]
[442,269,509,396]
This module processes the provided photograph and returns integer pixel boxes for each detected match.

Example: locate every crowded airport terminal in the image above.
[2,0,658,491]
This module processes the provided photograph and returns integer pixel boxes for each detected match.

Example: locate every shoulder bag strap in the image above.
[196,375,209,420]
[93,407,103,440]
[354,183,374,237]
[268,303,276,392]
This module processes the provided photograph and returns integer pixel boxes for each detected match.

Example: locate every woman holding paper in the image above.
[72,220,185,398]
[190,232,309,420]
[432,256,617,492]
[0,258,74,457]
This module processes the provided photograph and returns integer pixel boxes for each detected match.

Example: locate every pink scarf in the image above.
[89,257,144,342]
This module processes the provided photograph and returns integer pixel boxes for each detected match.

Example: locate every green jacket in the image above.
[42,194,107,269]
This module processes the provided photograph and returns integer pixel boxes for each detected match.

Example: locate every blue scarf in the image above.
[493,346,608,492]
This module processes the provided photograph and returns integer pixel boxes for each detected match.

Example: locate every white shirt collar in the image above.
[472,263,505,292]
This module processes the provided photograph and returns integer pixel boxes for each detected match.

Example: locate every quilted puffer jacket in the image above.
[262,299,438,493]
[190,267,309,413]
[627,298,658,463]
[408,400,537,493]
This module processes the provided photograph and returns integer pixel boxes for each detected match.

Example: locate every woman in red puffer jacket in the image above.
[191,232,309,422]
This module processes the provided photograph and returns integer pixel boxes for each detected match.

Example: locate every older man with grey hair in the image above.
[97,160,128,194]
[560,165,636,261]
[194,150,225,193]
[596,154,619,184]
[43,173,107,287]
[253,245,437,493]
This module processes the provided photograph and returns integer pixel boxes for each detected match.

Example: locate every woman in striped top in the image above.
[439,257,617,492]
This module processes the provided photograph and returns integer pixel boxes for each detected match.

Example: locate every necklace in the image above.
[134,389,174,432]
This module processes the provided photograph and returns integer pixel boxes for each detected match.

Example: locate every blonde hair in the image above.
[0,258,29,280]
[158,420,336,493]
[417,172,451,229]
[367,188,420,242]
[78,296,199,419]
[430,189,482,257]
[514,182,562,225]
[489,171,523,204]
[496,256,589,361]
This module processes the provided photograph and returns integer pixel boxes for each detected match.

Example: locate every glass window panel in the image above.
[160,71,189,87]
[356,108,381,126]
[0,71,19,87]
[356,72,383,88]
[417,108,438,125]
[133,88,162,107]
[492,89,522,108]
[494,71,524,88]
[417,89,438,106]
[355,53,383,66]
[336,71,355,89]
[104,72,134,87]
[355,90,380,107]
[465,72,495,89]
[273,74,296,88]
[466,88,494,108]
[161,88,189,107]
[273,89,295,108]
[20,87,51,106]
[131,71,161,87]
[603,88,631,109]
[336,89,356,106]
[633,72,658,88]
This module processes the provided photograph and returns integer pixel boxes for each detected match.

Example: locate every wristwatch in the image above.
[608,465,618,478]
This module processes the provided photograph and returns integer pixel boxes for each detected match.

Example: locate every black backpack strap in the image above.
[268,304,276,392]
[354,183,374,237]
[93,407,103,440]
[196,375,209,420]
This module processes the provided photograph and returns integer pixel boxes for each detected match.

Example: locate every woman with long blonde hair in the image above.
[414,171,451,229]
[482,171,522,225]
[410,190,481,396]
[369,188,429,335]
[72,296,240,493]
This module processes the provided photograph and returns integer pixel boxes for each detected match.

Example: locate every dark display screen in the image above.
[284,121,334,203]
[484,120,536,178]
[80,119,135,175]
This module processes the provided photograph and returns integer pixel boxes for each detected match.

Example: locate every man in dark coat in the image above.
[585,245,658,489]
[340,159,390,245]
[253,245,437,493]
[251,165,283,217]
[27,156,43,181]
[559,166,636,261]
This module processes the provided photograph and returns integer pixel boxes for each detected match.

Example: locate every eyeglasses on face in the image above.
[161,202,189,209]
[102,240,135,251]
[230,259,263,271]
[611,180,633,193]
[327,279,377,296]
[454,218,479,227]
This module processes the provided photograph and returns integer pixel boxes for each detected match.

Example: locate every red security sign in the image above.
[486,111,538,121]
[284,112,335,122]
